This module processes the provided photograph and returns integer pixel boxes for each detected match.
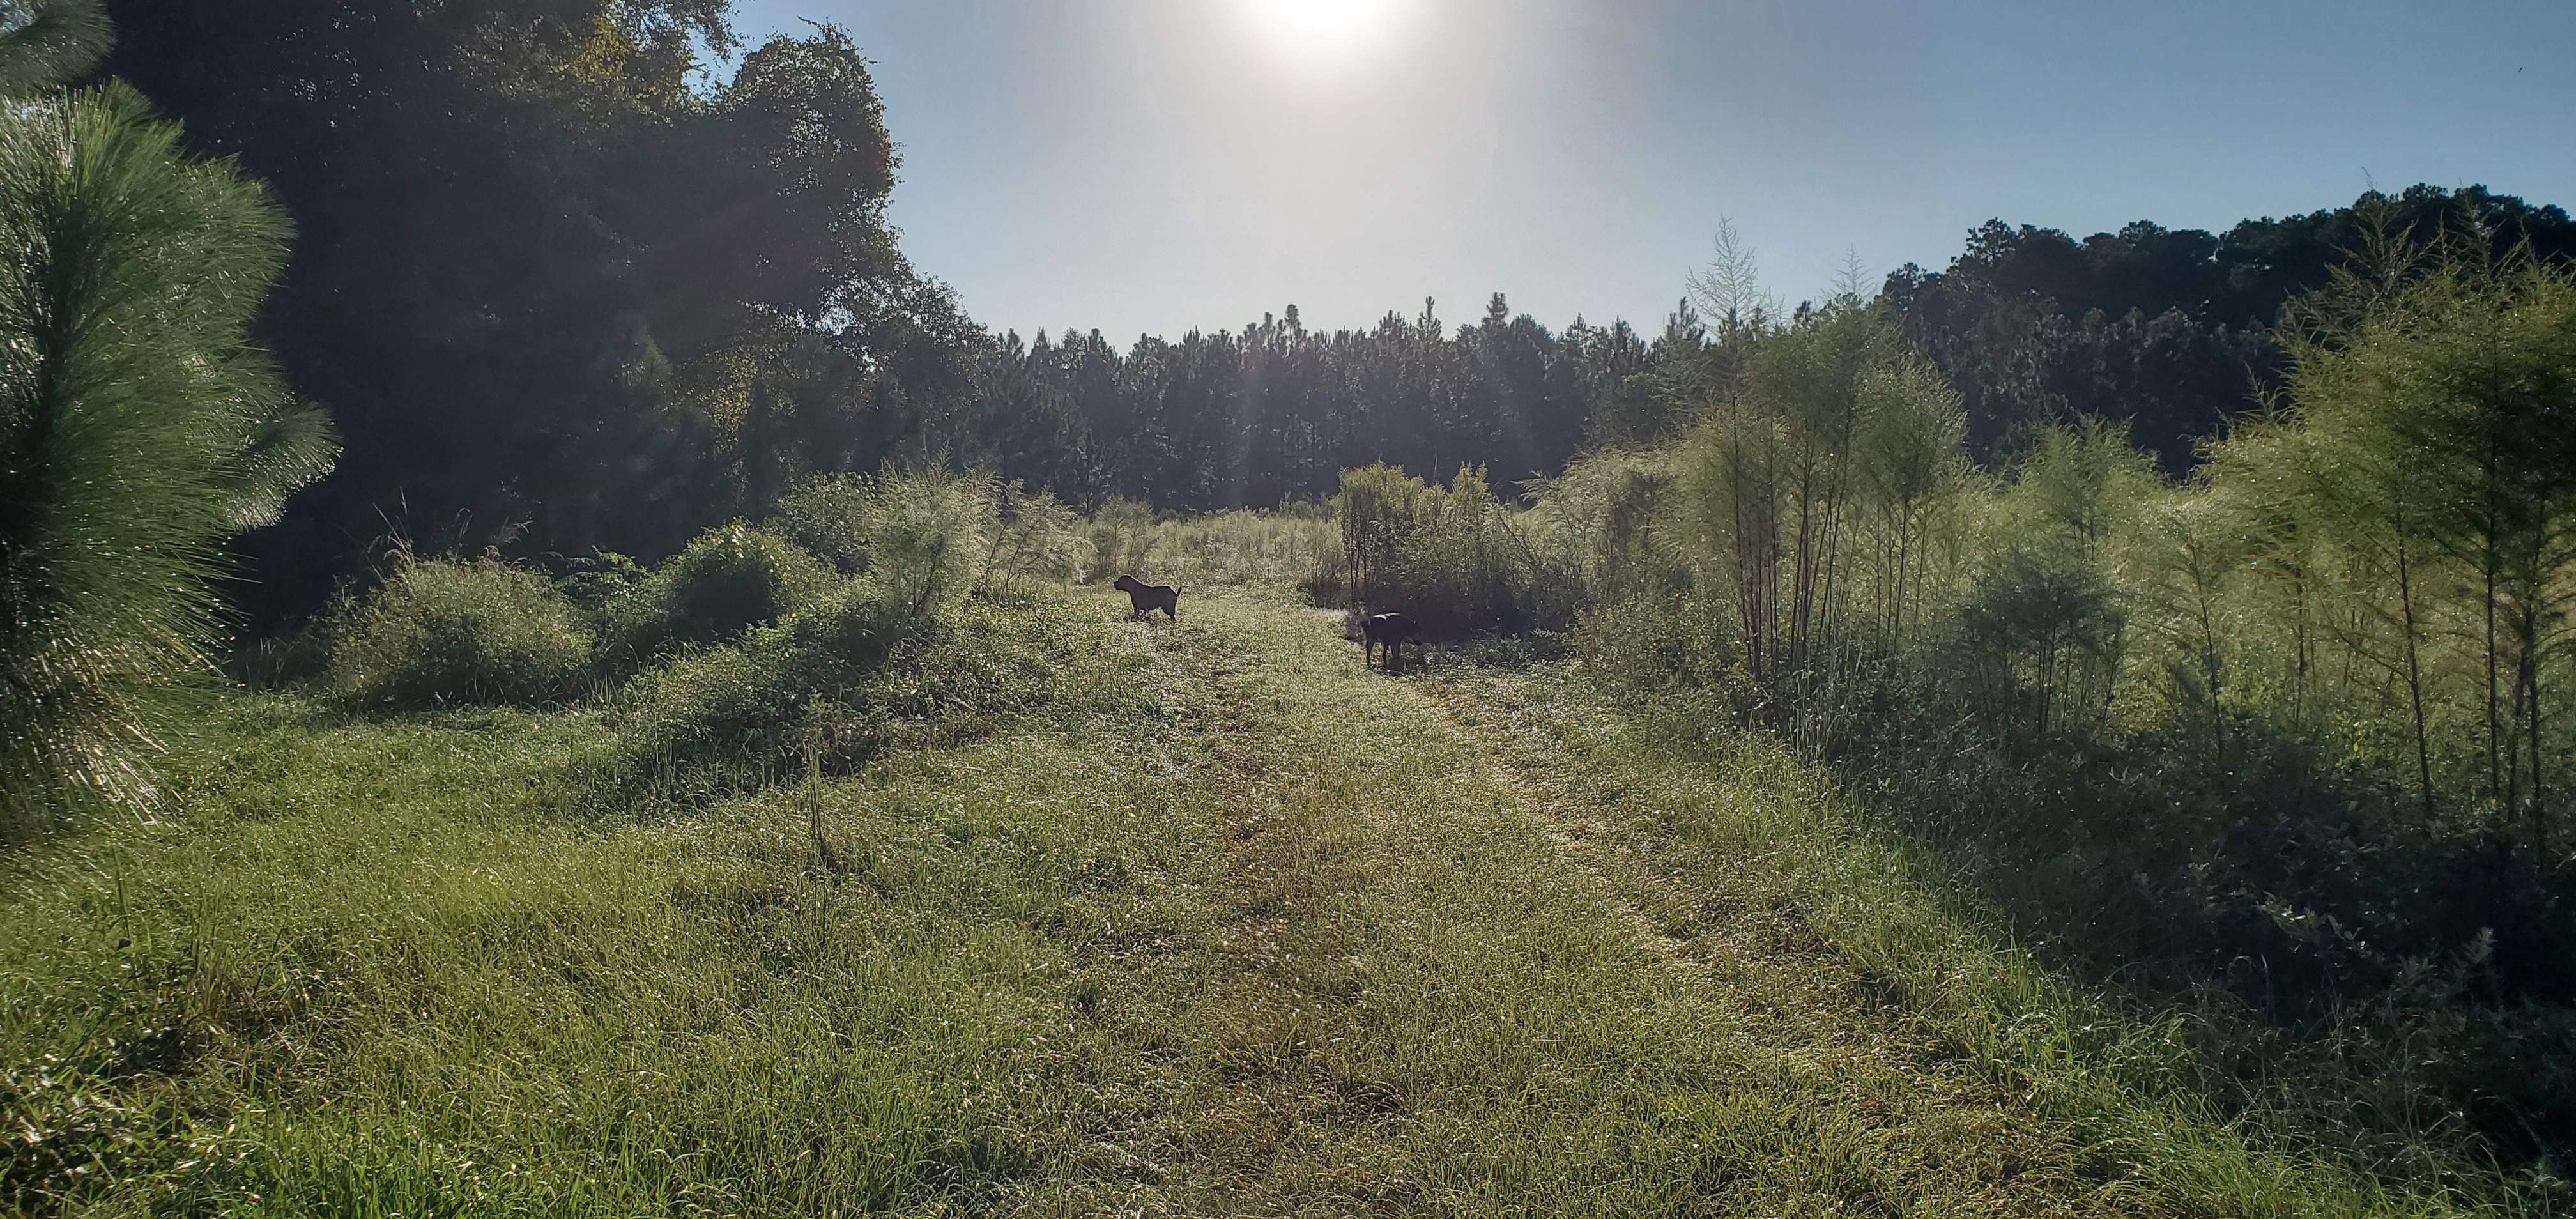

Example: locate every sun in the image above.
[1238,0,1409,67]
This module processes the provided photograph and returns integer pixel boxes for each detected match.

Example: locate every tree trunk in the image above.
[2523,600,2549,864]
[2395,521,2435,818]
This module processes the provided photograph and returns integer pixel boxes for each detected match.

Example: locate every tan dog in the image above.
[1112,574,1181,621]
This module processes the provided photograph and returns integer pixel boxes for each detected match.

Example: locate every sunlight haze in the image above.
[24,3,2576,1207]
[1235,0,1418,68]
[737,1,2572,340]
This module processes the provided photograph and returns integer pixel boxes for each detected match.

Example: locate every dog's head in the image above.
[1112,574,1141,593]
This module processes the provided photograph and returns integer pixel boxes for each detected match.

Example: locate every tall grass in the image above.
[0,77,334,824]
[599,523,836,671]
[0,639,1176,1214]
[1081,501,1337,598]
[2,470,1146,1209]
[322,554,592,710]
[778,468,1088,610]
[1478,662,2557,1216]
[12,588,2458,1216]
[1439,241,2576,1183]
[608,585,1144,800]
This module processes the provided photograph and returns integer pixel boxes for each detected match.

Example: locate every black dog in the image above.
[1362,611,1422,671]
[1112,574,1181,621]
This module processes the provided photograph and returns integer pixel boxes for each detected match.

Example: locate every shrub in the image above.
[979,480,1089,593]
[1331,463,1432,606]
[772,477,875,574]
[610,585,1133,798]
[771,468,1084,606]
[1521,448,1691,620]
[1570,587,1740,700]
[1951,549,2125,740]
[602,525,834,670]
[1083,497,1158,583]
[856,468,992,615]
[1324,463,1538,638]
[553,549,648,612]
[325,556,591,710]
[659,525,833,638]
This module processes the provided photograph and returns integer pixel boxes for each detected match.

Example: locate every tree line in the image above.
[11,0,2574,830]
[95,1,2576,629]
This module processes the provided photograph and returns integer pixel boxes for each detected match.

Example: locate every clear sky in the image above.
[719,0,2576,344]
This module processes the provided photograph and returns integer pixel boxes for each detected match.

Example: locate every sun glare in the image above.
[1238,0,1408,68]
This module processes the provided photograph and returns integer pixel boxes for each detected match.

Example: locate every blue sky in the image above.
[721,0,2576,343]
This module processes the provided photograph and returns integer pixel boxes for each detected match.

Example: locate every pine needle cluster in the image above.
[0,2,334,822]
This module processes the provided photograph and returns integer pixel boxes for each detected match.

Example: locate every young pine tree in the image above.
[0,0,335,823]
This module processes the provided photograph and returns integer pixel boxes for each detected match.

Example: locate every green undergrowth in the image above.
[597,524,838,675]
[1,594,1197,1215]
[322,555,595,711]
[1445,658,2568,1216]
[9,587,2556,1215]
[604,590,1152,802]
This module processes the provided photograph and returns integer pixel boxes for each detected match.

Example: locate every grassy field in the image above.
[1,587,2546,1215]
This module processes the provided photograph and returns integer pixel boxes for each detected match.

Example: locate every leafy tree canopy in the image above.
[84,3,2576,625]
[100,0,928,619]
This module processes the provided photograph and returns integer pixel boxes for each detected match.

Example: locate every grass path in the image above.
[6,591,2452,1215]
[1125,594,2119,1216]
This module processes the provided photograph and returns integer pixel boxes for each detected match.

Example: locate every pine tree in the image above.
[0,0,335,823]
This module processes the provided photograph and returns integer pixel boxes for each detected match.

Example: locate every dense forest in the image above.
[12,0,2576,1211]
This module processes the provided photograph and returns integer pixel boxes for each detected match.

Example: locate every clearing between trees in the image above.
[3,588,2494,1216]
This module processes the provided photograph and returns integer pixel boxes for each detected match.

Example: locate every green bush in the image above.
[981,480,1089,593]
[772,478,875,574]
[1325,463,1539,638]
[325,557,591,710]
[1569,586,1740,700]
[1952,549,2124,740]
[1084,497,1157,583]
[602,525,835,670]
[776,469,1089,606]
[610,585,1133,799]
[851,469,993,615]
[553,549,648,613]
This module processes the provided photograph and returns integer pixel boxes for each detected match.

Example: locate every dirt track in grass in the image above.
[1130,594,2108,1216]
[6,589,2407,1216]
